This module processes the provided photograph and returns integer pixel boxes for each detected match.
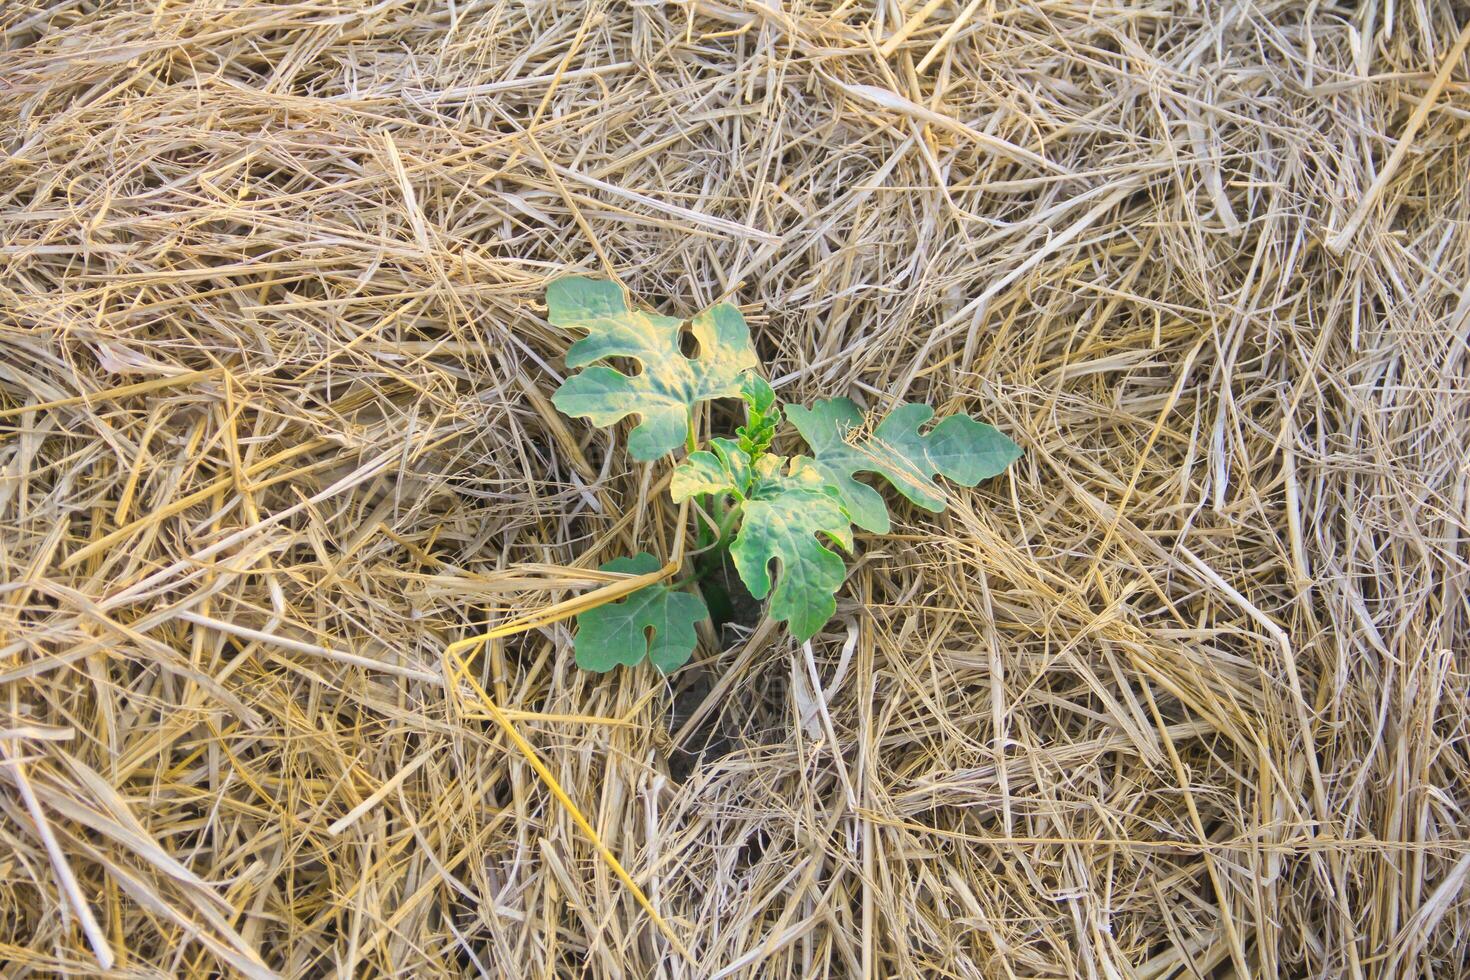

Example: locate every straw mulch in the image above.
[2,1,1468,977]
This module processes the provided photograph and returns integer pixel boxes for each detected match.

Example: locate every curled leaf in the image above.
[735,373,782,456]
[787,397,1021,533]
[670,438,752,502]
[740,373,777,416]
[573,553,707,673]
[548,277,759,459]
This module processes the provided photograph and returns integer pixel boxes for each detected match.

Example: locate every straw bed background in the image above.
[2,1,1469,976]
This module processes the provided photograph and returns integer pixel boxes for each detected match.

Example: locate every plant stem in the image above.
[693,493,715,551]
[714,501,743,548]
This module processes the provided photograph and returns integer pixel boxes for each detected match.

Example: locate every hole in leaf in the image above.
[606,355,642,377]
[678,322,700,359]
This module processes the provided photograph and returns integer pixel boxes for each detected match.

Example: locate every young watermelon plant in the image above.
[547,275,1021,673]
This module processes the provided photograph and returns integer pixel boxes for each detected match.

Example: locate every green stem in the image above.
[714,500,743,548]
[693,493,715,551]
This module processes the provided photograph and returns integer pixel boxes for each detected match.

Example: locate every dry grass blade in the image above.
[1,0,1468,977]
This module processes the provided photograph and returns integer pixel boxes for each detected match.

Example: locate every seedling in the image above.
[548,276,1021,672]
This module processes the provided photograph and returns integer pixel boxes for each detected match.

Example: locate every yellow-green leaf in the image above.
[787,397,1021,533]
[548,277,759,460]
[670,438,752,502]
[729,456,853,641]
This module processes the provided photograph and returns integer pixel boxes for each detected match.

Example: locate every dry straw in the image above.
[2,0,1468,977]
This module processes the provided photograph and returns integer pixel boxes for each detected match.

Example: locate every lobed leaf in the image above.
[787,397,1021,533]
[573,553,707,673]
[548,277,760,460]
[729,456,853,641]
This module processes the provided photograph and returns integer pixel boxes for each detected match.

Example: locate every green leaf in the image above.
[786,398,1022,533]
[740,373,777,416]
[548,277,760,460]
[670,437,752,502]
[671,447,853,639]
[573,553,707,673]
[735,374,782,456]
[729,456,853,641]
